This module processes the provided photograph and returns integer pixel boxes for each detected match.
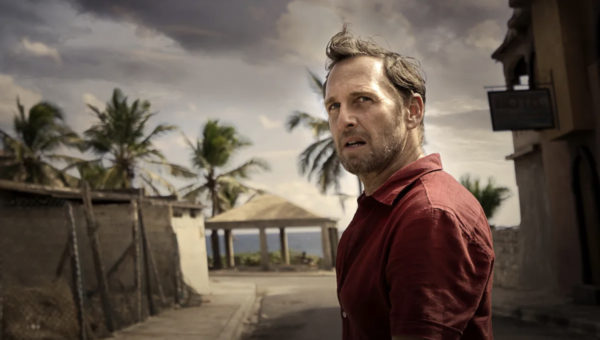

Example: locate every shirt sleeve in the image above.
[386,207,493,340]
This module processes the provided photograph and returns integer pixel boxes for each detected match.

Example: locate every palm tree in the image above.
[180,119,269,268]
[0,98,80,186]
[82,88,194,194]
[286,71,362,196]
[460,174,511,220]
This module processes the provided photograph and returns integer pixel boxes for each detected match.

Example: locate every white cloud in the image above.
[259,149,301,159]
[465,20,503,51]
[20,37,62,64]
[0,74,42,128]
[188,103,198,112]
[82,92,104,111]
[427,96,489,117]
[259,114,282,129]
[274,0,341,65]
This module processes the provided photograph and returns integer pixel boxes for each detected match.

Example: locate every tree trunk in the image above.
[210,181,223,269]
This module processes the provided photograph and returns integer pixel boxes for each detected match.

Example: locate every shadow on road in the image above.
[242,307,342,340]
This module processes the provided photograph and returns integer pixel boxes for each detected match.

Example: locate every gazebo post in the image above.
[224,229,235,268]
[320,224,333,270]
[279,227,290,265]
[259,227,270,270]
[211,229,223,269]
[329,225,339,264]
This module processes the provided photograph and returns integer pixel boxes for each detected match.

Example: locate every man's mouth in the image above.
[344,140,366,148]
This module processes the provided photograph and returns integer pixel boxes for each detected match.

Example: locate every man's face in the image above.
[325,56,407,176]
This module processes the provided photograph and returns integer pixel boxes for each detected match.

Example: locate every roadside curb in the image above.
[214,281,258,340]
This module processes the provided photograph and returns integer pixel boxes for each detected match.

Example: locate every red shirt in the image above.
[336,154,494,340]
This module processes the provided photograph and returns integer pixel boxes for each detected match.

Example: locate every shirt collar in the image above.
[359,153,443,206]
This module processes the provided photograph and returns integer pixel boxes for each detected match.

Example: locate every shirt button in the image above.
[342,311,347,318]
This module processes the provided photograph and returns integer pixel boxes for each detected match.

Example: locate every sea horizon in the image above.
[205,230,325,257]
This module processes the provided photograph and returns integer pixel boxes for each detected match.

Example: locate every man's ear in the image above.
[405,93,424,130]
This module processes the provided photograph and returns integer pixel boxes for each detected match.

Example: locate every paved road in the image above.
[214,272,597,340]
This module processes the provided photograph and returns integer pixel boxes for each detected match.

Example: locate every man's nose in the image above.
[338,106,357,129]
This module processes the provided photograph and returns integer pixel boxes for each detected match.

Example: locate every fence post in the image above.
[168,204,183,305]
[130,200,143,322]
[65,202,87,340]
[137,193,156,315]
[81,182,115,332]
[139,197,167,307]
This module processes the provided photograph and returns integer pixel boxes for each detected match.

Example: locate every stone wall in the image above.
[492,227,520,288]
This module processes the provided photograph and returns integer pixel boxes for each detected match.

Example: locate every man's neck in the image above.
[361,149,424,196]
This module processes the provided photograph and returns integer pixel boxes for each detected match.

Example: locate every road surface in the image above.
[211,272,596,340]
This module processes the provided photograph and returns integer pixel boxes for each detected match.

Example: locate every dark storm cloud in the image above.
[0,1,61,66]
[2,45,190,84]
[398,0,504,34]
[66,0,293,54]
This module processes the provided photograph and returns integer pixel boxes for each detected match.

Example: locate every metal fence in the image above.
[0,187,187,340]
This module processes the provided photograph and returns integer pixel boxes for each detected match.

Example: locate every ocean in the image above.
[205,230,325,257]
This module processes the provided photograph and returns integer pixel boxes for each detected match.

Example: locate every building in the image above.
[491,0,600,302]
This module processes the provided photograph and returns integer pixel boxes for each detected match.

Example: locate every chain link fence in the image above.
[0,189,187,340]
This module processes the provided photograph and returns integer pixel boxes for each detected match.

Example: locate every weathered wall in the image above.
[171,210,210,294]
[512,149,556,291]
[491,227,520,288]
[0,194,204,334]
[1,205,70,286]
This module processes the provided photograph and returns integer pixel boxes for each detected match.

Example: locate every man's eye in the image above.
[328,103,340,112]
[357,96,372,103]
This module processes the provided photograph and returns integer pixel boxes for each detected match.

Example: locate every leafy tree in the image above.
[460,174,511,220]
[180,119,269,216]
[0,98,80,186]
[180,120,269,269]
[287,71,362,197]
[82,88,194,193]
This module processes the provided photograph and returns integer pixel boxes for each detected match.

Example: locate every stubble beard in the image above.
[336,130,403,176]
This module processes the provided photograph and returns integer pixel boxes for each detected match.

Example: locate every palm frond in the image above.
[298,138,333,175]
[307,69,325,97]
[219,158,270,179]
[460,174,511,219]
[286,111,329,138]
[147,159,197,178]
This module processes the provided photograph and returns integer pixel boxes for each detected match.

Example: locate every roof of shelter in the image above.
[0,179,203,210]
[206,193,336,229]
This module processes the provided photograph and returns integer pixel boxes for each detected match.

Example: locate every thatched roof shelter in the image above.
[205,193,338,270]
[206,193,336,229]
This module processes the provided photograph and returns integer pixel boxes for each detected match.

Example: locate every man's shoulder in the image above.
[396,170,493,252]
[399,169,471,208]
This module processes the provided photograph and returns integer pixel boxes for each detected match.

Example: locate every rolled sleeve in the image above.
[386,207,493,340]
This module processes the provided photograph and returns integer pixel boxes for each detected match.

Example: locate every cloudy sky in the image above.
[0,0,519,229]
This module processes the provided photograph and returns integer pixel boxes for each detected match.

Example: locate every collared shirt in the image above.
[336,154,494,340]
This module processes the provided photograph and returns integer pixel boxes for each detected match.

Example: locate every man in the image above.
[324,28,494,340]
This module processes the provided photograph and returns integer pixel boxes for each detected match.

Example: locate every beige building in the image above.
[491,0,600,301]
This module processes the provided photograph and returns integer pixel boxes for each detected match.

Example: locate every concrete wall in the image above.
[0,193,207,332]
[492,227,520,289]
[512,149,556,291]
[171,209,210,294]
